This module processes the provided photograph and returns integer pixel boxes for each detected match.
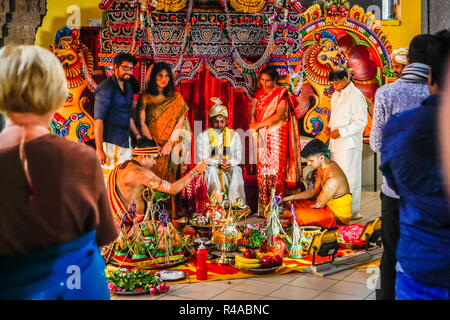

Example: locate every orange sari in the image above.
[255,86,302,216]
[138,92,190,182]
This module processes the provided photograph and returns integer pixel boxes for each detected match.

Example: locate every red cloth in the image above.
[338,224,365,246]
[177,173,210,216]
[177,67,253,173]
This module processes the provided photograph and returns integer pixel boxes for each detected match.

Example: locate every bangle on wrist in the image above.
[189,170,198,178]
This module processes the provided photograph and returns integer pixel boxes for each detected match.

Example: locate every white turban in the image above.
[209,97,228,119]
[391,48,408,65]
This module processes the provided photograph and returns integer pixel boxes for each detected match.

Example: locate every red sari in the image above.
[255,86,302,216]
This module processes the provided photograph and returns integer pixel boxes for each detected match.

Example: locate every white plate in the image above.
[157,270,186,281]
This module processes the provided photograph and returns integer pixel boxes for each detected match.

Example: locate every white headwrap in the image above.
[209,97,228,119]
[391,48,409,65]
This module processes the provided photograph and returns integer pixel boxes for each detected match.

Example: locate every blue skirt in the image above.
[0,230,110,300]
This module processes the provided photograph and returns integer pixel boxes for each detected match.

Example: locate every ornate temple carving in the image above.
[1,0,47,46]
[0,0,10,46]
[229,0,267,14]
[50,27,97,145]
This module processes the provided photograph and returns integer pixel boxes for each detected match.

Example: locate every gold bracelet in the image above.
[189,170,198,178]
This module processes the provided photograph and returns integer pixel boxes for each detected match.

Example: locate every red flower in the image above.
[108,283,115,292]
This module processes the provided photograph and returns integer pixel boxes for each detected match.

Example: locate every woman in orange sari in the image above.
[138,62,191,183]
[138,62,209,218]
[250,66,302,216]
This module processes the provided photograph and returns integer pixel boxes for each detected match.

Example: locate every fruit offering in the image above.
[260,236,286,258]
[234,253,261,269]
[259,252,283,268]
[243,249,257,259]
[234,250,284,270]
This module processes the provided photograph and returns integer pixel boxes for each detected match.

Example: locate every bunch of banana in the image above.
[234,254,261,269]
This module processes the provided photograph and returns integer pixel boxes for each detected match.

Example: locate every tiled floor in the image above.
[112,188,381,301]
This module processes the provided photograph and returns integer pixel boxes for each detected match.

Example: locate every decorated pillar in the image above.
[49,27,97,146]
[0,0,9,47]
[2,0,47,46]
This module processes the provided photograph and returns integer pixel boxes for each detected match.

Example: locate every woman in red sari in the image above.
[250,66,302,217]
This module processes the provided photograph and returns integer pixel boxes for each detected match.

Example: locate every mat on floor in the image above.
[107,248,380,284]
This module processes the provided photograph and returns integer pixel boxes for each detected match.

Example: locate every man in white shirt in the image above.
[324,69,368,219]
[196,97,246,204]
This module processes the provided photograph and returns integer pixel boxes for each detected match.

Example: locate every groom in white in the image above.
[324,69,368,219]
[196,97,246,204]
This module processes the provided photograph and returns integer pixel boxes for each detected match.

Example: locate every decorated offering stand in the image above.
[105,195,194,270]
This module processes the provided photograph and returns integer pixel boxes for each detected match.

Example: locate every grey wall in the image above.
[422,0,450,34]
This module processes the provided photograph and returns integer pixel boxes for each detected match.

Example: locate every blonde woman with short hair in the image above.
[0,45,117,300]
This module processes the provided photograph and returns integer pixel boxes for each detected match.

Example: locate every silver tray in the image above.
[157,270,186,281]
[235,264,283,275]
[114,290,150,296]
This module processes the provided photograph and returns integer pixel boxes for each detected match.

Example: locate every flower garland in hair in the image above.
[220,0,278,73]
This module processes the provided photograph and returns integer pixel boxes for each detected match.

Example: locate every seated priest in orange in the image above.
[107,138,206,234]
[281,139,352,228]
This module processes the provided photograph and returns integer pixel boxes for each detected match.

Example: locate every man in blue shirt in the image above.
[380,29,450,300]
[370,35,432,300]
[94,53,141,178]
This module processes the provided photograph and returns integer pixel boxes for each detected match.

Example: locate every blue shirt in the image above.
[380,95,450,289]
[370,74,429,199]
[94,75,134,148]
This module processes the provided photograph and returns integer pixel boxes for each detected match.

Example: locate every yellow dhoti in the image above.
[327,193,352,225]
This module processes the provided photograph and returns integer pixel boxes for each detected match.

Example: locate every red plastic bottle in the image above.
[196,242,208,280]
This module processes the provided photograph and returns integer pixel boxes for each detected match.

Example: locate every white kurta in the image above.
[329,82,368,215]
[196,128,246,204]
[102,139,132,181]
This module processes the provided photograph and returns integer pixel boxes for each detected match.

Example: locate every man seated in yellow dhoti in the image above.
[281,139,352,228]
[107,138,206,233]
[196,97,246,204]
